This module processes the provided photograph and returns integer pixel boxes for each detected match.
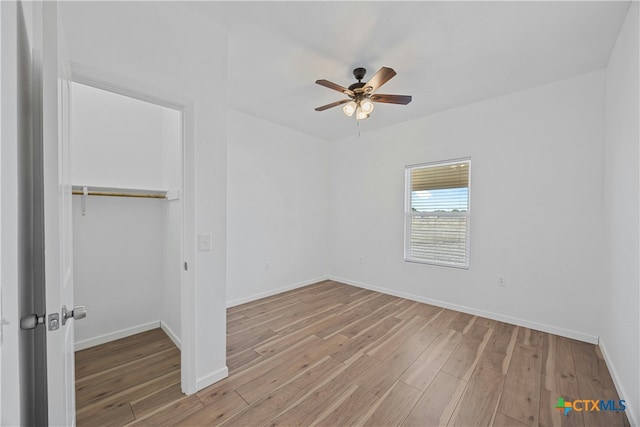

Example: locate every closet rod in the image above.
[71,185,179,200]
[71,190,166,199]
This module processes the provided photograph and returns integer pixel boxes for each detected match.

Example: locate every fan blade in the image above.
[315,79,354,96]
[315,99,350,111]
[370,94,412,105]
[364,67,397,93]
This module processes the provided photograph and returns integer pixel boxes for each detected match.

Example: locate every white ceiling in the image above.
[63,1,631,142]
[188,1,630,141]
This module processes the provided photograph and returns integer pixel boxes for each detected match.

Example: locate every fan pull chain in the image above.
[357,120,361,138]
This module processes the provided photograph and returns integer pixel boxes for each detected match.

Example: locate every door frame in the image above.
[66,63,197,393]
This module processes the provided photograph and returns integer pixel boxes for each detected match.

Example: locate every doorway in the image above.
[68,80,188,421]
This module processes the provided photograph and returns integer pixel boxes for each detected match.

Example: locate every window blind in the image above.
[405,159,470,268]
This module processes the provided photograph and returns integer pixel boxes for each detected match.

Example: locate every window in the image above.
[404,159,471,268]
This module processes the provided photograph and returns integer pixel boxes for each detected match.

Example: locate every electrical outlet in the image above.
[497,276,507,287]
[359,256,364,265]
[265,261,270,271]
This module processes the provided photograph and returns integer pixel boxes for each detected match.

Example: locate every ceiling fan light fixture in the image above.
[342,100,357,117]
[314,66,411,122]
[355,106,369,120]
[360,98,374,114]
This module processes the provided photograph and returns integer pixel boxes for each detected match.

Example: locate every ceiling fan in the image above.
[314,66,412,120]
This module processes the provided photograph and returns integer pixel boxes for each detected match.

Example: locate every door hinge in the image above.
[184,261,188,271]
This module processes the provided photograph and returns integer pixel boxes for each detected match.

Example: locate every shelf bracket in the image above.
[81,186,88,216]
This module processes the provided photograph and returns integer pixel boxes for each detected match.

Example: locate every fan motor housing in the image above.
[353,67,367,81]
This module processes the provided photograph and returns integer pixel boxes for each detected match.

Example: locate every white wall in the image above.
[60,1,228,390]
[227,109,329,305]
[71,82,172,189]
[72,197,165,345]
[329,71,606,343]
[602,3,639,425]
[70,82,182,349]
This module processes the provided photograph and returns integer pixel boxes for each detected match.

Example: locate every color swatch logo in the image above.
[555,397,626,416]
[555,398,573,416]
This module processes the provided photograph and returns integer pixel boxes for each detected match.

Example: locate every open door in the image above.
[41,2,79,425]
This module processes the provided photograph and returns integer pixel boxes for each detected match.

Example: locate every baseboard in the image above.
[599,338,638,426]
[226,275,330,308]
[160,320,182,350]
[74,321,160,351]
[329,276,599,345]
[196,366,229,391]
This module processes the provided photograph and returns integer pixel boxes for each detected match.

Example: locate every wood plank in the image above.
[130,383,185,419]
[479,322,518,375]
[541,334,580,397]
[474,316,498,330]
[220,356,343,426]
[402,371,467,427]
[231,294,300,319]
[76,370,181,425]
[314,385,378,427]
[441,324,493,381]
[254,315,347,357]
[268,354,380,426]
[197,335,324,405]
[449,366,504,426]
[274,304,344,335]
[448,312,476,333]
[358,330,437,396]
[421,309,458,335]
[174,390,248,426]
[226,325,277,355]
[75,331,176,379]
[235,334,348,404]
[340,299,402,338]
[516,327,544,349]
[226,348,261,374]
[330,317,402,362]
[315,293,394,338]
[366,315,430,360]
[497,343,542,426]
[493,412,528,427]
[571,340,617,392]
[77,402,135,427]
[398,302,442,322]
[75,328,168,366]
[76,349,181,407]
[361,381,422,426]
[227,311,286,335]
[126,395,203,426]
[400,329,463,391]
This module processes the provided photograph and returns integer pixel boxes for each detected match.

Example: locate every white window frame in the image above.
[404,158,471,269]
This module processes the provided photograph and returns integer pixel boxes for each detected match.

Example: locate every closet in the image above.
[70,82,183,352]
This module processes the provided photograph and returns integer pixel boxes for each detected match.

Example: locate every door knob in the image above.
[20,314,45,330]
[62,305,87,325]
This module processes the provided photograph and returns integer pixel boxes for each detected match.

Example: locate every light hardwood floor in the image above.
[76,280,630,426]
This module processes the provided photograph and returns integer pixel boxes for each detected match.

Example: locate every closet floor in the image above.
[75,328,181,426]
[75,280,630,426]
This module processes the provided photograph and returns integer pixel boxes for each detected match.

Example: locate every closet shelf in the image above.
[72,185,179,200]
